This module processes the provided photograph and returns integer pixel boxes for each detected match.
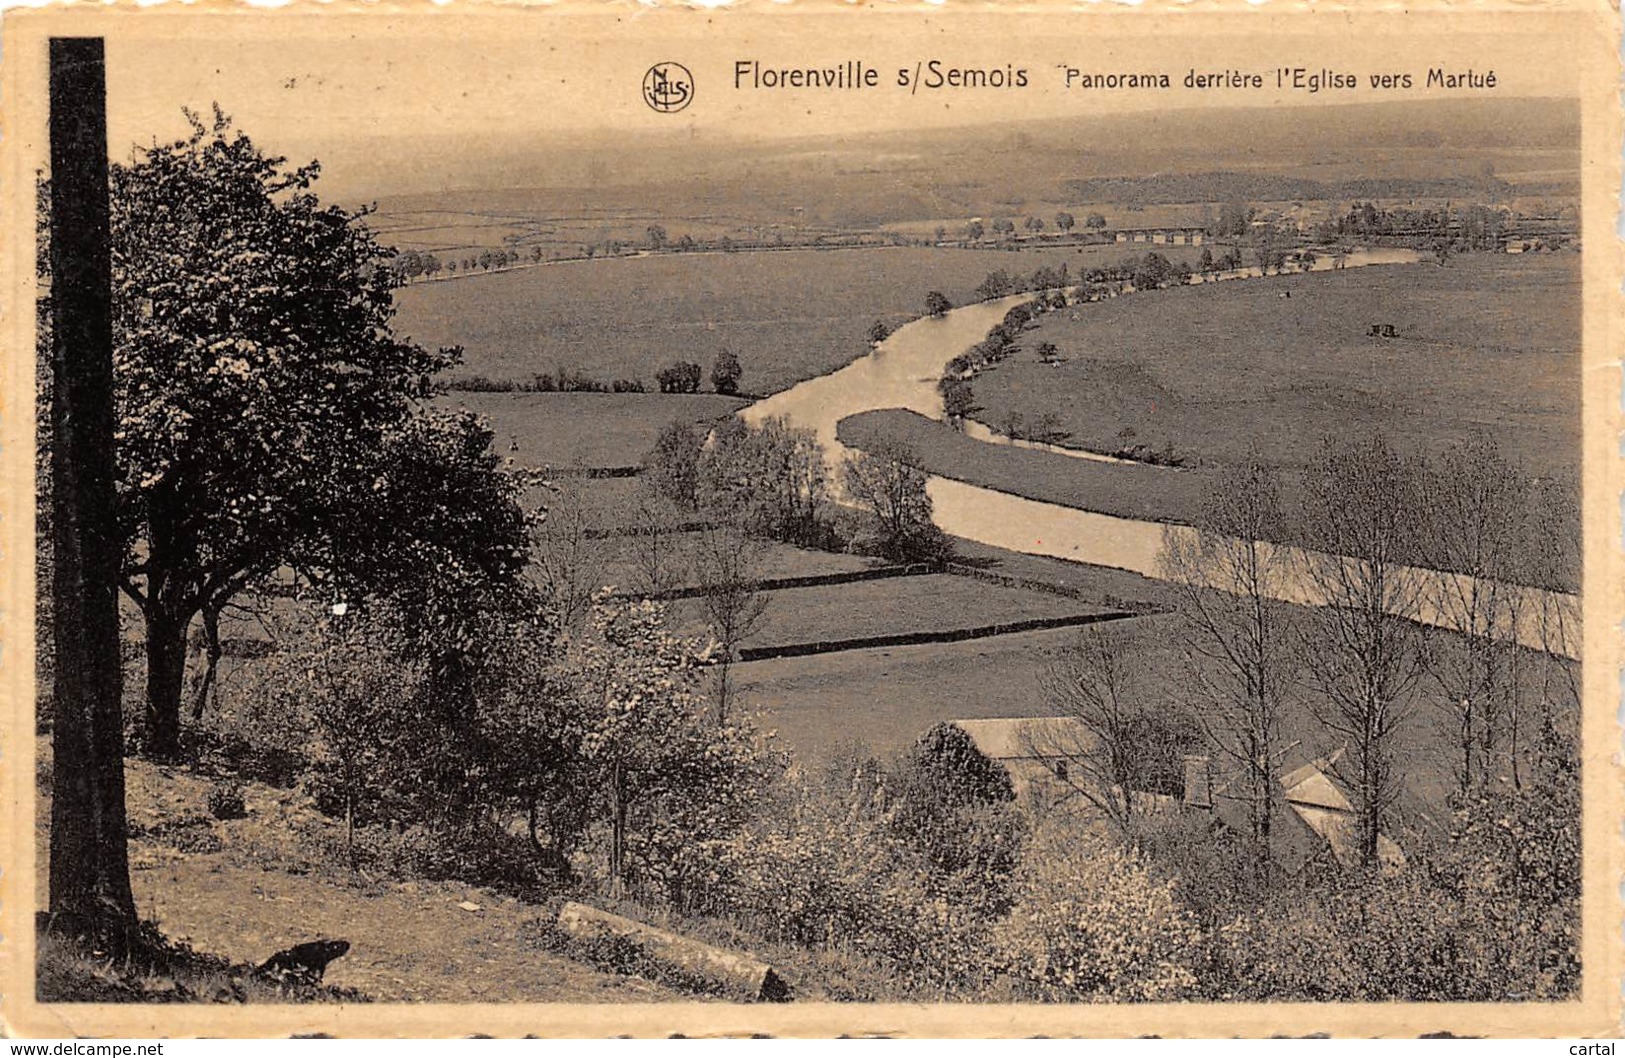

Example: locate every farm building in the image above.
[1185,750,1407,876]
[947,718,1404,875]
[946,717,1179,818]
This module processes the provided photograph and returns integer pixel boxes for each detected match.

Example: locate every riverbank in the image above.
[751,250,1580,655]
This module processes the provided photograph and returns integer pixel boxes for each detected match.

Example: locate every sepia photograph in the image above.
[2,4,1620,1039]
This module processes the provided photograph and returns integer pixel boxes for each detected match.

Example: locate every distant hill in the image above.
[354,96,1578,229]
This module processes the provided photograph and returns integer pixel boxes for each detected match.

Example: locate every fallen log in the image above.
[555,901,791,1002]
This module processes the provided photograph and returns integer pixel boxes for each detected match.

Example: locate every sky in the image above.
[7,8,1592,201]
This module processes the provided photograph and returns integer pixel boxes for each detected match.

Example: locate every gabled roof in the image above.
[1213,750,1406,874]
[1282,764,1353,812]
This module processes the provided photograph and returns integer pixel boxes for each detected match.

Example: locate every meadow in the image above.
[685,573,1107,652]
[838,408,1211,524]
[438,391,746,469]
[395,246,1114,395]
[973,252,1581,484]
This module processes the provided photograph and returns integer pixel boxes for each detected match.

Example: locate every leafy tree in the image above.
[1024,216,1044,233]
[1054,212,1075,233]
[1215,201,1253,237]
[1085,212,1107,229]
[904,722,1013,806]
[313,408,539,760]
[645,418,703,509]
[973,270,1015,301]
[45,108,531,757]
[866,319,892,345]
[710,349,743,396]
[646,224,668,251]
[996,820,1200,1001]
[1211,770,1578,1001]
[933,226,947,245]
[278,607,426,870]
[698,416,828,546]
[937,376,976,425]
[1199,246,1215,273]
[1131,251,1174,290]
[964,220,985,242]
[655,360,702,393]
[924,290,953,317]
[841,440,948,563]
[888,723,1025,913]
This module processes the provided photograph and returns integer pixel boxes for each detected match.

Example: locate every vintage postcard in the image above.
[2,1,1621,1039]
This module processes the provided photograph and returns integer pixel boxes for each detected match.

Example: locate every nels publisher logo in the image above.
[642,62,694,113]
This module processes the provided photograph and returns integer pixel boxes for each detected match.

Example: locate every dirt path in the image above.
[128,851,675,1003]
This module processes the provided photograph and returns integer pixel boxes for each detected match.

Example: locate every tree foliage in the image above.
[996,821,1201,1002]
[841,440,948,563]
[37,108,534,757]
[698,416,829,547]
[710,349,743,396]
[567,594,782,904]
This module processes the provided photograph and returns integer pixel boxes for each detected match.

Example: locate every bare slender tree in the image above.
[1528,476,1582,777]
[1296,434,1427,868]
[1158,454,1292,883]
[533,470,607,632]
[1032,623,1194,842]
[620,484,688,598]
[1416,438,1530,792]
[693,523,769,722]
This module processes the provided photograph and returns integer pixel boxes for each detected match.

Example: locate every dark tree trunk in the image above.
[46,36,139,951]
[189,603,221,723]
[143,607,188,759]
[609,763,626,898]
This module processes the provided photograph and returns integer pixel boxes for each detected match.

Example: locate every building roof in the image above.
[1282,763,1353,812]
[1212,750,1406,874]
[949,717,1093,761]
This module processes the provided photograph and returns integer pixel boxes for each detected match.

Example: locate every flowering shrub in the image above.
[995,819,1201,1002]
[568,593,785,907]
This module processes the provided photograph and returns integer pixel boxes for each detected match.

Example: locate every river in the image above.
[740,250,1579,659]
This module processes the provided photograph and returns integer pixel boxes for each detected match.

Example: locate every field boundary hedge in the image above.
[942,562,1095,601]
[736,609,1134,663]
[546,465,642,479]
[613,563,937,603]
[584,520,718,540]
